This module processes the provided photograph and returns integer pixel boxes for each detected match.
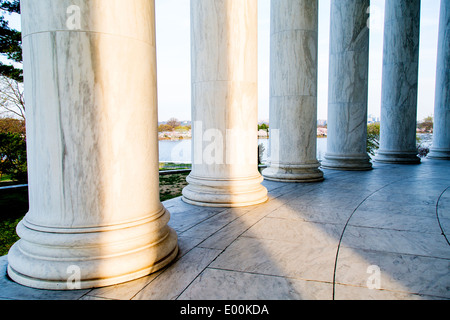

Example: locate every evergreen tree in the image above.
[0,0,22,82]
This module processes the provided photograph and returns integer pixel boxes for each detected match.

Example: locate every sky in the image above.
[155,0,441,123]
[3,0,442,123]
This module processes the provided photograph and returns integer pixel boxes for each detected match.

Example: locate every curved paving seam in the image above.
[436,186,450,246]
[331,176,408,300]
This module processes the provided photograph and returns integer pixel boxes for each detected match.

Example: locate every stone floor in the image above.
[1,159,449,300]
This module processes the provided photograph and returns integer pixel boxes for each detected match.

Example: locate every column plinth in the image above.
[428,148,450,160]
[182,174,267,208]
[8,209,178,290]
[8,0,178,290]
[322,153,373,171]
[262,164,324,183]
[375,150,421,164]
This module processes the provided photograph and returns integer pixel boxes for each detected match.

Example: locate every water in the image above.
[159,138,328,163]
[159,134,434,163]
[417,133,433,148]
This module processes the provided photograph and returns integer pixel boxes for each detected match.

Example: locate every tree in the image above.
[166,118,181,130]
[0,75,25,120]
[0,0,22,82]
[174,125,190,132]
[258,123,269,137]
[417,116,433,133]
[0,1,25,183]
[0,1,24,122]
[258,123,269,131]
[0,132,27,182]
[158,124,173,132]
[0,117,24,134]
[367,122,380,157]
[0,2,24,120]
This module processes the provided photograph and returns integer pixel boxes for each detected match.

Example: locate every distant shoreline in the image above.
[158,133,328,141]
[158,136,328,141]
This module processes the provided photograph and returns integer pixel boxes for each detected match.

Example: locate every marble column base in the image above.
[427,148,450,160]
[262,163,324,183]
[7,207,178,290]
[321,153,373,171]
[182,174,268,208]
[375,150,421,164]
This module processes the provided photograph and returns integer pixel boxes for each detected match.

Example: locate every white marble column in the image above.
[321,0,372,171]
[182,0,268,207]
[7,0,178,290]
[262,0,324,182]
[376,0,421,164]
[428,0,450,160]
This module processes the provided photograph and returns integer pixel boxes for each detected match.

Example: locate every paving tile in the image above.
[85,271,163,300]
[262,180,292,192]
[341,225,450,258]
[438,190,450,221]
[288,194,364,210]
[328,182,389,193]
[381,184,447,196]
[210,237,338,283]
[356,200,436,218]
[334,285,441,300]
[439,201,450,215]
[85,235,203,300]
[198,197,291,250]
[242,217,343,246]
[197,219,254,250]
[335,247,450,299]
[0,256,90,300]
[268,183,315,201]
[267,202,354,225]
[367,192,438,206]
[168,206,222,233]
[438,218,450,240]
[348,209,443,234]
[177,235,208,255]
[180,208,250,239]
[132,247,222,300]
[0,160,448,301]
[162,197,192,210]
[79,295,115,300]
[178,268,333,300]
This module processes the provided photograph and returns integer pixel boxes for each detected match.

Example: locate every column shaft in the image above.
[428,0,450,160]
[7,0,178,290]
[322,0,372,171]
[262,0,324,182]
[376,0,421,164]
[182,0,268,207]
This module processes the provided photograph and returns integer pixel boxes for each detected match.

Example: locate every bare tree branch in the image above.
[0,75,25,121]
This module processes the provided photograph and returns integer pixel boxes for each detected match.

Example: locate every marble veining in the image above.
[263,0,323,183]
[182,0,268,207]
[376,0,421,164]
[1,161,450,299]
[2,0,449,299]
[21,0,156,45]
[322,0,372,171]
[429,0,450,159]
[8,0,178,290]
